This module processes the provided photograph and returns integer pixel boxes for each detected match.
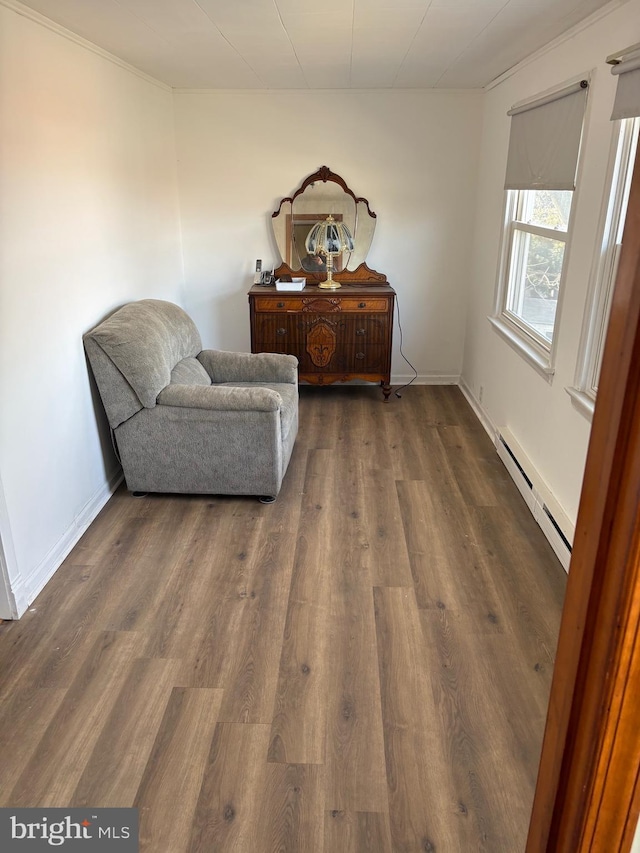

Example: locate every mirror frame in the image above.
[272,166,387,285]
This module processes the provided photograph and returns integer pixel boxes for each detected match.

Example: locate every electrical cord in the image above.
[110,427,121,464]
[393,290,418,398]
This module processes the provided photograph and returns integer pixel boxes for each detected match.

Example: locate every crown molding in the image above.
[484,0,630,92]
[0,0,171,93]
[173,86,482,96]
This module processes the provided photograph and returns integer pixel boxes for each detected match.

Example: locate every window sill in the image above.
[488,315,555,381]
[566,386,595,421]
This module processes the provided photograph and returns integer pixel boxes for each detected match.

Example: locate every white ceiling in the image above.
[18,0,616,89]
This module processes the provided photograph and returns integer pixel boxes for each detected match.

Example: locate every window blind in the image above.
[611,50,640,120]
[504,80,588,191]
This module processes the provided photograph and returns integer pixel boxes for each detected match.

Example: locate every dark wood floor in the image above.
[0,385,566,852]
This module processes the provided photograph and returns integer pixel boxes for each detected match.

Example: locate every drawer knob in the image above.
[358,302,366,308]
[356,328,366,336]
[355,352,365,359]
[276,327,286,336]
[277,301,285,308]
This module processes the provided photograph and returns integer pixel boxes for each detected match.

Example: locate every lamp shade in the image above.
[305,216,354,256]
[304,214,354,289]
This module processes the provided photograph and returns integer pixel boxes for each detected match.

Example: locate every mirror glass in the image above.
[272,168,376,273]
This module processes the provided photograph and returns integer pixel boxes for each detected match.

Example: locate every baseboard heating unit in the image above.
[495,430,573,572]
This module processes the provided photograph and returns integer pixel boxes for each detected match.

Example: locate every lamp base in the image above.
[318,279,341,289]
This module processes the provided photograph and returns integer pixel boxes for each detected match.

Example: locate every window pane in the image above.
[521,189,572,230]
[507,230,565,342]
[591,121,639,392]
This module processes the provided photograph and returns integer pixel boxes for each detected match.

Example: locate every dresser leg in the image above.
[381,381,392,402]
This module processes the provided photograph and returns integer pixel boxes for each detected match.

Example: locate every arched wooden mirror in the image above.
[272,166,386,284]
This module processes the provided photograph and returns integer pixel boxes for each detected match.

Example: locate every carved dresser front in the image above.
[248,282,395,400]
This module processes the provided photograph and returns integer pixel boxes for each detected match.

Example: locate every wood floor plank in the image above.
[296,387,342,451]
[99,502,209,633]
[189,722,271,851]
[361,465,414,588]
[267,450,334,765]
[170,515,265,688]
[325,455,388,814]
[324,810,393,853]
[59,487,142,567]
[215,558,294,724]
[0,562,100,692]
[0,687,67,803]
[382,400,464,487]
[0,514,155,692]
[217,490,303,723]
[418,602,537,851]
[8,631,138,806]
[397,385,480,429]
[374,585,455,851]
[8,504,210,691]
[134,687,224,853]
[71,657,183,807]
[471,505,565,675]
[438,423,516,508]
[396,478,504,621]
[425,608,550,789]
[138,505,230,662]
[254,763,325,853]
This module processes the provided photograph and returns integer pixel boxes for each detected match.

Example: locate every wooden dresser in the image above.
[248,282,395,400]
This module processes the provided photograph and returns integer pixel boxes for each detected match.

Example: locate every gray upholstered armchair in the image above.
[83,299,298,501]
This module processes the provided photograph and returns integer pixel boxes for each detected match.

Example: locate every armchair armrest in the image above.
[157,383,282,412]
[197,350,298,384]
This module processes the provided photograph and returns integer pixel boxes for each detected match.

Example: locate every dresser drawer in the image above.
[338,297,388,312]
[253,295,390,313]
[343,314,390,346]
[252,314,300,354]
[253,297,305,312]
[346,345,387,373]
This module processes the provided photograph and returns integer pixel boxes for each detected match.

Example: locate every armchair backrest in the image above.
[84,299,202,429]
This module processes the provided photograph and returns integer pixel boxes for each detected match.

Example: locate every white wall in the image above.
[461,0,640,525]
[0,3,184,616]
[173,90,483,383]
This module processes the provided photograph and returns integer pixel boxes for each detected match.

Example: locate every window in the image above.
[568,117,639,417]
[504,188,572,345]
[490,79,588,377]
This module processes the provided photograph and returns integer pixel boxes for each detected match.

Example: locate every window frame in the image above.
[490,186,575,378]
[568,116,639,419]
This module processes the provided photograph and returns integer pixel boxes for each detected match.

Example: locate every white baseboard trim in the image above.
[10,469,123,617]
[458,378,499,442]
[458,378,573,573]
